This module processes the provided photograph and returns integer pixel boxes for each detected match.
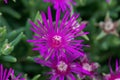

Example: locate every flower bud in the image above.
[1,40,14,55]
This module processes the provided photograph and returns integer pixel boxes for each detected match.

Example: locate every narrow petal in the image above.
[16,73,22,79]
[116,59,119,72]
[67,74,76,80]
[48,7,53,27]
[0,64,3,80]
[60,11,70,30]
[50,75,58,80]
[59,76,64,80]
[3,69,7,80]
[65,46,84,57]
[71,65,90,75]
[34,58,52,67]
[6,68,13,79]
[41,12,49,29]
[109,58,113,73]
[55,8,61,28]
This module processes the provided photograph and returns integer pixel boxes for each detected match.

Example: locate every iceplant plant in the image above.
[104,60,120,80]
[43,0,76,12]
[0,64,25,80]
[28,7,89,60]
[35,55,91,80]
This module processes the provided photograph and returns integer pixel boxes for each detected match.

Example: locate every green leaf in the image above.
[34,11,42,24]
[25,19,33,39]
[0,16,10,29]
[79,0,86,6]
[96,31,106,40]
[10,32,24,46]
[82,34,89,41]
[7,27,25,39]
[27,56,34,62]
[0,26,7,42]
[2,55,17,62]
[32,74,41,80]
[0,7,21,19]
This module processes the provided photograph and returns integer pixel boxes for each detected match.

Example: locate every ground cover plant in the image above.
[0,0,120,80]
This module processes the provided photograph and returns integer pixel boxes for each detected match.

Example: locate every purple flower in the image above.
[104,60,120,80]
[0,64,25,80]
[43,0,76,11]
[28,7,88,60]
[4,0,8,4]
[35,55,90,80]
[98,16,119,37]
[106,0,111,3]
[78,55,99,79]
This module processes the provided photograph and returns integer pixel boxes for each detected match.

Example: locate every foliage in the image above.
[0,0,120,80]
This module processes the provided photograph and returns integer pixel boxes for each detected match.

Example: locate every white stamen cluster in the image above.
[115,78,120,80]
[53,35,62,41]
[104,20,114,31]
[57,61,68,72]
[83,63,92,72]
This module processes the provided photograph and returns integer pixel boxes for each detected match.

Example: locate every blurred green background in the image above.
[0,0,120,80]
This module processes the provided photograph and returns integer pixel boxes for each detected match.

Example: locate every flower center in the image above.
[57,61,68,72]
[52,35,62,48]
[104,21,114,31]
[115,78,120,80]
[83,63,92,72]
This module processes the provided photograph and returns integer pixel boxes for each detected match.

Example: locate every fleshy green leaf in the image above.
[32,74,41,80]
[2,55,17,62]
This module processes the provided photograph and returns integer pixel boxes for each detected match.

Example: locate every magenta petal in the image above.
[67,74,76,80]
[50,75,58,80]
[48,7,53,27]
[41,12,49,29]
[116,59,119,72]
[4,0,8,4]
[34,58,52,67]
[55,8,61,27]
[59,76,64,80]
[0,64,25,80]
[66,46,84,57]
[28,7,88,60]
[3,69,7,80]
[43,0,76,12]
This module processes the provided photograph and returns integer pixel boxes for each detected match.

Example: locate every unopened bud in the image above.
[1,41,14,55]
